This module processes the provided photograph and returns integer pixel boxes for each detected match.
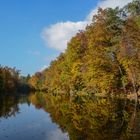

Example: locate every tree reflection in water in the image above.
[29,92,140,140]
[1,92,140,140]
[0,93,30,118]
[0,95,20,118]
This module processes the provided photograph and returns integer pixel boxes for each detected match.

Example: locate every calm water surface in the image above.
[0,94,69,140]
[0,93,140,140]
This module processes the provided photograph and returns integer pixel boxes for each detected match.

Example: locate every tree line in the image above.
[29,0,140,98]
[0,66,30,94]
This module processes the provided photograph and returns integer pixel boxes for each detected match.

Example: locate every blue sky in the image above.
[0,0,132,75]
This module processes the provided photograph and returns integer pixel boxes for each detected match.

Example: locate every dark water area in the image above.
[0,92,140,140]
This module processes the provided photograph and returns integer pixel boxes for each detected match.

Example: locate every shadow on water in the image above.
[1,92,140,140]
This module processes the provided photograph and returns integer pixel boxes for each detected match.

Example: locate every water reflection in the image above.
[0,95,20,118]
[29,93,140,140]
[0,93,69,140]
[0,92,140,140]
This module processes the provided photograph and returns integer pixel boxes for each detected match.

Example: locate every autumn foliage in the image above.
[29,0,140,96]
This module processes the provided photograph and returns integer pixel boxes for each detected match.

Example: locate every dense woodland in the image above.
[1,1,140,139]
[0,66,30,93]
[1,0,140,98]
[29,1,140,98]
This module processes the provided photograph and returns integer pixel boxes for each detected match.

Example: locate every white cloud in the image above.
[42,21,87,51]
[42,0,133,51]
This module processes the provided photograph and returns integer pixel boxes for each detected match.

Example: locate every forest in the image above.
[0,66,30,94]
[1,0,140,99]
[1,1,140,139]
[28,0,140,99]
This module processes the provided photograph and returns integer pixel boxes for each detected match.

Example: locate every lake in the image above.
[0,93,69,140]
[0,92,140,140]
